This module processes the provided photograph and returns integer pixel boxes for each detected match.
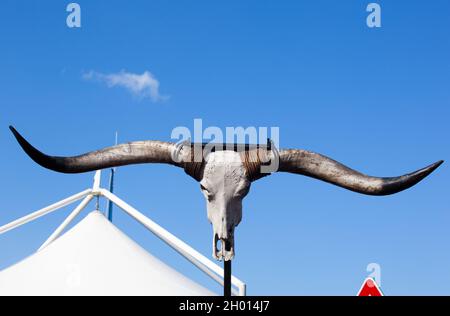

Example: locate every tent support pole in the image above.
[0,189,92,235]
[38,195,94,251]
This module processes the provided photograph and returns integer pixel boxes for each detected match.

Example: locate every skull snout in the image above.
[213,231,235,262]
[212,213,235,261]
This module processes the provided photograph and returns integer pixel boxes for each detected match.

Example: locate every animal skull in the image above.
[200,151,250,260]
[9,126,443,262]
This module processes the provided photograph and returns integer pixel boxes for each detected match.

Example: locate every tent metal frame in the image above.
[0,171,246,296]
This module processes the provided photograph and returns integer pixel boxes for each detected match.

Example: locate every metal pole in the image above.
[224,260,232,296]
[106,168,115,222]
[0,189,92,235]
[224,240,232,296]
[38,194,94,251]
[106,132,118,222]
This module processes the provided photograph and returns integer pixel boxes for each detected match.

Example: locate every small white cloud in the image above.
[83,70,168,102]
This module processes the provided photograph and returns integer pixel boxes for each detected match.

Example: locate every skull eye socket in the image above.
[200,184,214,201]
[234,186,249,198]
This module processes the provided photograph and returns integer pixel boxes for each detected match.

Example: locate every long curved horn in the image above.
[9,126,181,173]
[278,149,443,196]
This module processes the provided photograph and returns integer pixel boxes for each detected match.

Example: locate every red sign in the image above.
[357,278,383,296]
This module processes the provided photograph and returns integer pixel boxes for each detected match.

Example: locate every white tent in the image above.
[0,211,214,296]
[0,171,246,296]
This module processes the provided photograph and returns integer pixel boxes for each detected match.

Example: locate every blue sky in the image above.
[0,0,449,295]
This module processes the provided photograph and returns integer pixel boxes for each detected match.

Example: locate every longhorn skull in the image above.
[9,126,443,261]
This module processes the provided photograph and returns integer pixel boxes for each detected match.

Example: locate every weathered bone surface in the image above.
[10,126,443,261]
[200,151,249,261]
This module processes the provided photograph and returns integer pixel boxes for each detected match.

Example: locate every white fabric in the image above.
[0,211,215,296]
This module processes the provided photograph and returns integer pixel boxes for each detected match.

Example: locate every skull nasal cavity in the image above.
[224,239,232,251]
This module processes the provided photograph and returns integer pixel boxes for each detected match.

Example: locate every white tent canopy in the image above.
[0,211,215,296]
[0,171,246,296]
